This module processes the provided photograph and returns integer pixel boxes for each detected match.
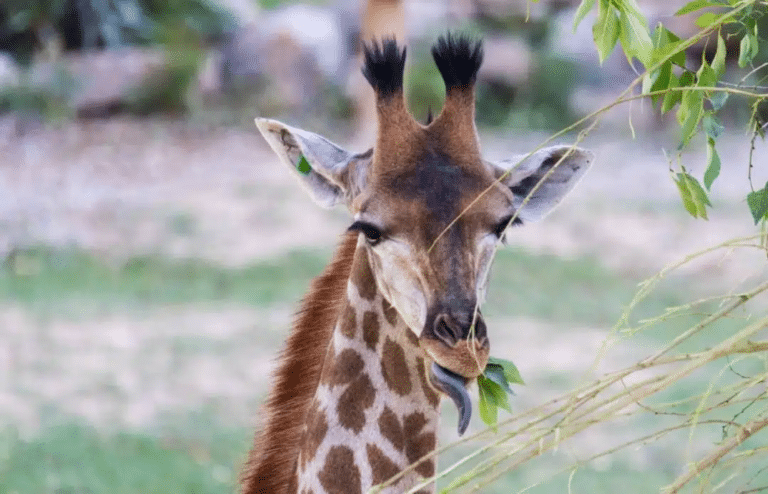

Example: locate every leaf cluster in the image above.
[576,0,768,224]
[477,357,525,429]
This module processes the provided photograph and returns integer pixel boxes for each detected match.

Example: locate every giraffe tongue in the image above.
[430,362,472,436]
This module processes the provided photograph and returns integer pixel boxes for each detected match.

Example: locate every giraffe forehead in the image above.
[370,152,503,230]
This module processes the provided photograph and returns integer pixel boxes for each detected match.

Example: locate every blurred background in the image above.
[1,0,768,492]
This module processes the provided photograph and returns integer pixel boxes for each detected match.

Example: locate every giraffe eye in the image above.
[492,216,513,238]
[349,221,383,246]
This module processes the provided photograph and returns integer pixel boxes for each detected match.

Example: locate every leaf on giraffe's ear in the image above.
[296,154,312,175]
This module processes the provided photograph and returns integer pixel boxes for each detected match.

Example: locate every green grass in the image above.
[436,445,679,494]
[0,421,249,494]
[485,247,685,326]
[0,246,328,317]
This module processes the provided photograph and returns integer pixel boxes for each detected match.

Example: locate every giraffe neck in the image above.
[295,243,442,494]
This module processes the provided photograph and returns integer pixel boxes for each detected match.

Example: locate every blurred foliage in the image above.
[475,56,578,130]
[519,56,578,129]
[405,49,445,124]
[0,0,235,66]
[0,0,235,117]
[0,422,248,494]
[0,65,76,119]
[125,34,203,115]
[0,85,70,120]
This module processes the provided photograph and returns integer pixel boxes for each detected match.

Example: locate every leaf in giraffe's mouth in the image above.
[430,362,471,435]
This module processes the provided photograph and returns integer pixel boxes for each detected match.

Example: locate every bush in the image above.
[0,0,236,65]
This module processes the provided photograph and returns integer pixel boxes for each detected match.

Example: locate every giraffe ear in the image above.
[489,146,594,223]
[255,118,370,208]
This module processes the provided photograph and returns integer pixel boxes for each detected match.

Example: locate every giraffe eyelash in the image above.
[348,221,384,245]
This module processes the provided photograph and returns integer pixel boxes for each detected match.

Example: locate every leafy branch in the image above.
[579,0,768,223]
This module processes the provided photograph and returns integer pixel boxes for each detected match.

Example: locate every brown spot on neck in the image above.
[378,406,404,451]
[321,348,364,387]
[362,310,380,350]
[404,412,436,477]
[337,372,376,433]
[318,445,362,494]
[382,298,398,327]
[367,443,401,486]
[300,400,328,470]
[381,337,412,396]
[339,304,357,339]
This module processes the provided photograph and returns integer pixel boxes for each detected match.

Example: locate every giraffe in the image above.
[242,34,594,494]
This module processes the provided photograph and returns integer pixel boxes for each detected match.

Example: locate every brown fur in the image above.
[241,231,358,494]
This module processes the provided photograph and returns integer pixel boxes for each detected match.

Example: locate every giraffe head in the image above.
[256,33,592,422]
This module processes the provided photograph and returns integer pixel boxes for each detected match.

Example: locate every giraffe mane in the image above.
[241,231,359,494]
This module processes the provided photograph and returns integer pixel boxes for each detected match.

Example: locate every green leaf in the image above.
[479,376,512,413]
[651,24,685,66]
[483,364,514,394]
[688,174,712,208]
[750,33,759,60]
[694,12,719,29]
[619,9,653,66]
[662,73,682,113]
[697,61,716,88]
[739,35,752,68]
[675,0,718,16]
[574,0,597,30]
[593,4,620,63]
[709,91,728,111]
[747,183,768,224]
[650,61,672,106]
[296,154,312,175]
[679,90,703,146]
[675,172,712,219]
[712,33,726,76]
[675,174,698,217]
[488,357,525,385]
[679,70,695,88]
[478,379,499,428]
[702,113,724,139]
[704,137,721,190]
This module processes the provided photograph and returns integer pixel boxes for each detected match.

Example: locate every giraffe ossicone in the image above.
[243,33,594,494]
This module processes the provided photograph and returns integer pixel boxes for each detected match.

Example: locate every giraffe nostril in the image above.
[433,314,461,347]
[474,334,490,350]
[470,316,488,345]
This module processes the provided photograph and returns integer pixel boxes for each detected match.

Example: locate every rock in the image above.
[261,5,346,80]
[26,48,166,117]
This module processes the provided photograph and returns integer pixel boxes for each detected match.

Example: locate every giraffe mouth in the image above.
[430,362,472,435]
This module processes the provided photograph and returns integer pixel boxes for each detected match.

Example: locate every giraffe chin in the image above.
[430,362,472,435]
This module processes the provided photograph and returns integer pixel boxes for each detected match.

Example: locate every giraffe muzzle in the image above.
[420,310,490,380]
[430,362,472,435]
